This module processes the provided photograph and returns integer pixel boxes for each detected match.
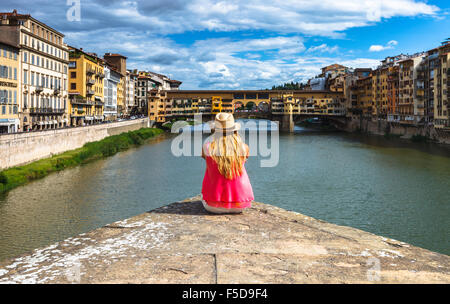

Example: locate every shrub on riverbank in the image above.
[0,128,163,194]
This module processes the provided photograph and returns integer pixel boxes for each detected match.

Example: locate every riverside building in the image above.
[398,55,424,124]
[68,46,104,126]
[433,41,450,130]
[103,53,127,117]
[0,10,69,131]
[125,70,137,116]
[0,42,20,133]
[103,64,121,120]
[310,44,448,132]
[137,70,182,116]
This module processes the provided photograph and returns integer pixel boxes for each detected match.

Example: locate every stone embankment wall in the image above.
[343,116,450,145]
[0,118,150,170]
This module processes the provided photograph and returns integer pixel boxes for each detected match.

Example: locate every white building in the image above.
[126,70,137,116]
[0,10,69,132]
[103,65,120,119]
[310,77,326,91]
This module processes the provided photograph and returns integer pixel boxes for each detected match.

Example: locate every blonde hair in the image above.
[209,131,247,180]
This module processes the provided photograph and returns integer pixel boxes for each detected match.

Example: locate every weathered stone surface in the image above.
[0,196,449,284]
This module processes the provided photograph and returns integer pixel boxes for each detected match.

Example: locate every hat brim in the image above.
[210,122,241,132]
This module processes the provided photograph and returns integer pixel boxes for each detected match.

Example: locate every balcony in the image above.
[87,78,95,85]
[86,89,95,96]
[30,108,65,115]
[70,96,91,105]
[35,85,44,93]
[53,87,60,95]
[86,68,95,75]
[97,71,105,78]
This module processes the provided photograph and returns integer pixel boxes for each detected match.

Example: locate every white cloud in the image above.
[369,40,398,52]
[43,0,437,37]
[306,44,339,53]
[5,0,437,89]
[67,29,384,89]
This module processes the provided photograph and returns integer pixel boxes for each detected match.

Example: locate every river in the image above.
[0,121,449,261]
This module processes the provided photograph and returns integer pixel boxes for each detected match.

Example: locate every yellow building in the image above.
[372,68,389,118]
[117,75,125,117]
[68,46,104,126]
[148,90,166,123]
[0,42,20,133]
[354,76,373,116]
[211,96,222,114]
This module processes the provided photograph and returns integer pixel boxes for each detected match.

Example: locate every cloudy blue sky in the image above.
[3,0,449,89]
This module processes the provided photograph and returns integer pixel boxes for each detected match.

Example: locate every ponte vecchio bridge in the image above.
[148,90,347,132]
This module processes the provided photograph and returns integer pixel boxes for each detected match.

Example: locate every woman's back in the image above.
[201,113,254,213]
[202,141,254,207]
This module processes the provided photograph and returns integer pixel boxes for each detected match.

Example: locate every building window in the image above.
[71,83,76,90]
[71,71,76,78]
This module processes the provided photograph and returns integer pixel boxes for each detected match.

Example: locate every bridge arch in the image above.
[236,99,268,107]
[234,101,244,112]
[245,101,257,112]
[257,101,270,112]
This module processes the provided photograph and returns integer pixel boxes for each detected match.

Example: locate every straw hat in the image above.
[211,113,241,132]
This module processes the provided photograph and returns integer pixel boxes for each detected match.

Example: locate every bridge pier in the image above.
[280,113,294,133]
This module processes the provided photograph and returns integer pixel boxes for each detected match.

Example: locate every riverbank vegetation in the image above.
[0,128,163,194]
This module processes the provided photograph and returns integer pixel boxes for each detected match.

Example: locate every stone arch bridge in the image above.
[156,90,347,132]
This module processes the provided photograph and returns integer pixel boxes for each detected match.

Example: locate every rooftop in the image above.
[0,10,65,37]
